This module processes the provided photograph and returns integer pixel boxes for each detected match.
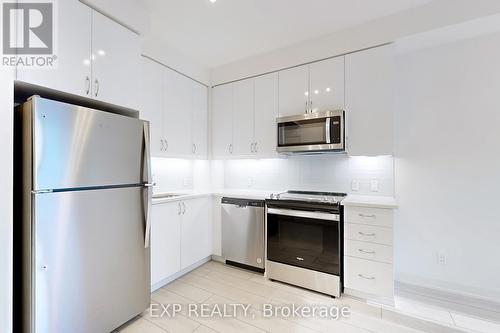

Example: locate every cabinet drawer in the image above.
[345,240,393,264]
[345,206,393,227]
[344,256,393,297]
[345,223,392,245]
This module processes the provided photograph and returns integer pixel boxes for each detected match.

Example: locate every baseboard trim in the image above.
[150,256,211,292]
[210,254,225,263]
[396,280,500,318]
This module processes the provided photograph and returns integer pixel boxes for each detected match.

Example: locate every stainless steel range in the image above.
[266,190,346,297]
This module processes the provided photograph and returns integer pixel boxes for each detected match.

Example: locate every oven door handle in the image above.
[267,208,339,221]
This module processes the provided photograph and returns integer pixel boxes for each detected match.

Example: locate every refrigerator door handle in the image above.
[143,122,153,248]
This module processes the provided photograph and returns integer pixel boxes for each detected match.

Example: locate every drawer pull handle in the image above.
[359,213,376,218]
[358,274,375,280]
[358,232,376,237]
[296,257,304,261]
[358,249,376,254]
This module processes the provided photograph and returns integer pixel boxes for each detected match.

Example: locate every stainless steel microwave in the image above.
[276,110,345,154]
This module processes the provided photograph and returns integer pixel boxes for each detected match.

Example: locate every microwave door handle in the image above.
[325,117,331,144]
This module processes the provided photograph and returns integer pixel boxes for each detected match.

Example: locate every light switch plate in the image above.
[370,180,379,192]
[351,180,360,191]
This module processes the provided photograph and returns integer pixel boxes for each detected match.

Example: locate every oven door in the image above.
[267,208,341,276]
[276,110,344,153]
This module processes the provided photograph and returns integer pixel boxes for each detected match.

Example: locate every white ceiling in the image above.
[142,0,433,68]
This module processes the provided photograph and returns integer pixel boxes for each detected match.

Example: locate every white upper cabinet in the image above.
[309,57,345,112]
[192,82,209,158]
[211,84,233,158]
[140,58,164,157]
[232,79,255,155]
[17,0,92,97]
[278,65,309,117]
[18,0,141,110]
[254,73,279,157]
[91,10,141,110]
[163,69,192,156]
[140,59,209,159]
[211,74,278,159]
[151,202,181,287]
[345,45,394,156]
[278,57,345,117]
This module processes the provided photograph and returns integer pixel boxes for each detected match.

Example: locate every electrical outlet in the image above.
[351,180,360,191]
[183,178,192,187]
[437,250,447,265]
[370,180,379,192]
[247,177,253,187]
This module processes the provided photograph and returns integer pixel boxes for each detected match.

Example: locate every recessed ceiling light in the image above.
[209,0,217,3]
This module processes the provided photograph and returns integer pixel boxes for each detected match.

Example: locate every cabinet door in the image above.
[91,10,141,110]
[163,69,192,156]
[278,65,309,117]
[140,58,164,157]
[309,56,345,112]
[17,0,92,97]
[181,198,212,270]
[192,82,208,158]
[345,45,394,156]
[254,73,279,157]
[232,79,255,155]
[151,202,181,287]
[211,84,233,157]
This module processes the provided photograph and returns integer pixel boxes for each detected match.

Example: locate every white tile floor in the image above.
[118,261,500,333]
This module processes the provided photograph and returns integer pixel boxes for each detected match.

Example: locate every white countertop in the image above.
[152,191,213,204]
[342,195,398,209]
[153,190,397,208]
[212,189,279,200]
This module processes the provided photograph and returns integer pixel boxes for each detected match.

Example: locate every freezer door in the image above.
[33,187,150,333]
[30,97,145,190]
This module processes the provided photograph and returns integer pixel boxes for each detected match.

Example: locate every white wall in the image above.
[0,69,14,333]
[223,155,394,196]
[394,30,500,301]
[211,0,500,85]
[79,0,150,34]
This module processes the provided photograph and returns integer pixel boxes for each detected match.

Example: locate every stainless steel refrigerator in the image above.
[15,96,153,333]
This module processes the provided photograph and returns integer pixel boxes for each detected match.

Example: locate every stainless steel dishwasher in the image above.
[221,197,265,273]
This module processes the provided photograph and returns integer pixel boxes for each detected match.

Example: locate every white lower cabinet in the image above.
[344,257,394,297]
[344,205,395,302]
[151,197,212,288]
[181,198,212,270]
[151,201,181,287]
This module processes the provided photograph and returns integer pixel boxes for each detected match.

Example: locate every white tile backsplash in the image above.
[152,155,394,196]
[223,155,394,196]
[151,158,194,193]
